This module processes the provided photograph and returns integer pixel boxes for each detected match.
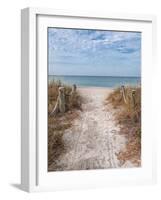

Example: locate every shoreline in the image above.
[77,86,114,89]
[49,74,141,79]
[77,84,140,90]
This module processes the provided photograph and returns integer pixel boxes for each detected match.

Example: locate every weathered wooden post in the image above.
[121,85,127,104]
[50,86,66,116]
[71,84,77,95]
[68,84,77,109]
[58,87,65,113]
[50,100,59,116]
[131,90,136,109]
[131,89,138,122]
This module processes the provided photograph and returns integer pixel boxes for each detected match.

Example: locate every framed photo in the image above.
[21,7,156,192]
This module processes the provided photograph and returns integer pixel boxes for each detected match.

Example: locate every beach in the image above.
[48,28,141,171]
[48,86,136,171]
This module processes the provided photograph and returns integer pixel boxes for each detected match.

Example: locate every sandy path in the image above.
[49,87,128,171]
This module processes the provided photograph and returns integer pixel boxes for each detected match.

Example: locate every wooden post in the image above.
[58,87,65,113]
[50,100,59,116]
[131,90,138,122]
[121,85,127,104]
[71,84,77,95]
[50,87,66,116]
[131,90,136,109]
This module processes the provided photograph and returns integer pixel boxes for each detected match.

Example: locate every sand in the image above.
[49,87,135,171]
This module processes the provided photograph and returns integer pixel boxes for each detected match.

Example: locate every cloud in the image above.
[48,28,140,55]
[48,28,141,76]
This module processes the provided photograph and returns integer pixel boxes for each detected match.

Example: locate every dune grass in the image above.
[48,80,82,170]
[107,86,141,166]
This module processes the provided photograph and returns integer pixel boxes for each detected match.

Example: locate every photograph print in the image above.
[48,27,141,172]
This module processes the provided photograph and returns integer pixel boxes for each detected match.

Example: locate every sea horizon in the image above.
[48,75,141,88]
[49,74,141,78]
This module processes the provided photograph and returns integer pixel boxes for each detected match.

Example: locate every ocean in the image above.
[48,75,141,88]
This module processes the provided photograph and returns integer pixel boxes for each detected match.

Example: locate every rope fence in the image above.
[50,84,77,116]
[120,85,136,109]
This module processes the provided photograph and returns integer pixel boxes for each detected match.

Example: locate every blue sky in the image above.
[48,28,141,77]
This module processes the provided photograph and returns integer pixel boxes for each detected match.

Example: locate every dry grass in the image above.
[48,80,82,170]
[107,85,141,166]
[48,80,82,114]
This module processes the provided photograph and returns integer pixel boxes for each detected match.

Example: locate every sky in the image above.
[48,28,141,77]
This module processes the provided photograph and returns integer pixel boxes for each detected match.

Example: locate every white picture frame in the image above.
[21,7,157,192]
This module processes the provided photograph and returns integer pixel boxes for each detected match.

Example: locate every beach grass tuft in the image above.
[107,85,141,166]
[48,80,82,170]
